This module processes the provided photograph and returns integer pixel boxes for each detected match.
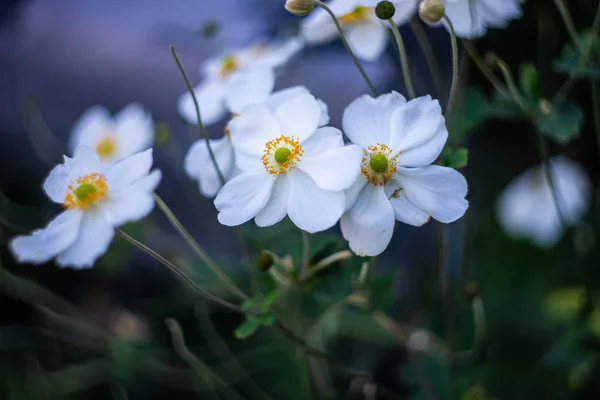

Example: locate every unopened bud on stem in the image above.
[418,0,445,25]
[375,1,395,20]
[256,250,275,272]
[285,0,315,16]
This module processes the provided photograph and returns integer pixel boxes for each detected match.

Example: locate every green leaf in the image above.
[234,318,262,340]
[447,87,489,145]
[554,30,600,80]
[543,286,586,322]
[519,62,539,98]
[534,100,583,144]
[234,290,279,339]
[439,147,468,169]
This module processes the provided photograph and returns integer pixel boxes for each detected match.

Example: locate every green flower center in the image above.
[274,147,292,165]
[369,154,389,173]
[74,183,98,202]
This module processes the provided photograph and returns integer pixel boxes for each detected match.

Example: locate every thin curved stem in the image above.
[409,19,445,103]
[461,40,510,100]
[554,0,584,54]
[492,58,528,110]
[116,229,250,315]
[443,15,459,112]
[313,0,378,96]
[170,45,225,185]
[153,194,251,302]
[534,132,566,227]
[387,19,416,99]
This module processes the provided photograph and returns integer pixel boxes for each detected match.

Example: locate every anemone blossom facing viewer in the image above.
[177,37,304,127]
[496,156,591,248]
[300,0,417,62]
[10,147,161,268]
[184,86,330,198]
[443,0,525,39]
[214,91,361,233]
[69,103,154,169]
[340,92,468,256]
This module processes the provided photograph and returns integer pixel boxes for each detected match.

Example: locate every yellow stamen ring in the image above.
[262,135,303,176]
[64,173,108,210]
[361,143,399,186]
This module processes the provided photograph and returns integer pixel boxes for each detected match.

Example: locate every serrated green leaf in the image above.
[554,30,600,80]
[534,100,583,143]
[439,147,468,169]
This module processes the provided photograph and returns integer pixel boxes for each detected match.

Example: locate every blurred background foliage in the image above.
[1,0,600,399]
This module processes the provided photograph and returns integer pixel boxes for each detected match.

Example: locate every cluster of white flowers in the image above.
[14,0,571,270]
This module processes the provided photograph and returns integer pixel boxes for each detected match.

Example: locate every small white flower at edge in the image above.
[184,86,330,198]
[10,147,162,268]
[177,37,305,127]
[300,0,418,62]
[214,91,362,233]
[496,156,591,249]
[340,92,468,256]
[69,103,154,169]
[443,0,525,39]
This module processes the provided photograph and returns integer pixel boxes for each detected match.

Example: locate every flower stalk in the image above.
[443,14,459,112]
[387,19,416,99]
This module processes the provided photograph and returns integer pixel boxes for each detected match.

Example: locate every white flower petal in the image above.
[253,37,305,68]
[255,176,292,227]
[274,93,321,143]
[43,146,102,203]
[264,86,330,127]
[102,170,161,227]
[287,169,345,233]
[389,95,446,160]
[224,68,275,114]
[177,80,227,127]
[343,92,406,147]
[344,175,368,211]
[10,210,82,264]
[105,149,154,194]
[395,166,468,223]
[346,21,387,62]
[215,171,275,226]
[184,137,234,198]
[56,209,115,268]
[300,126,345,156]
[317,99,330,127]
[68,106,113,154]
[385,184,431,226]
[114,103,154,161]
[299,136,362,191]
[443,1,487,39]
[229,104,281,156]
[340,184,395,256]
[390,0,418,25]
[551,156,592,225]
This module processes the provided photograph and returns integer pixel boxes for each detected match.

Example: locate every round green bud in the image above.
[375,1,395,20]
[285,0,315,16]
[418,0,445,25]
[370,154,389,173]
[274,147,292,165]
[74,183,98,202]
[256,251,274,272]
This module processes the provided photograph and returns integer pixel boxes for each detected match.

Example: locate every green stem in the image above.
[533,133,567,227]
[387,19,416,99]
[116,229,251,315]
[170,45,225,185]
[313,0,378,97]
[461,40,510,100]
[300,250,353,284]
[443,15,459,112]
[493,58,528,110]
[153,194,251,302]
[554,0,585,54]
[409,18,445,103]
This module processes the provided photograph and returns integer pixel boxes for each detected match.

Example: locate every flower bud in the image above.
[285,0,315,16]
[375,1,395,20]
[256,250,274,272]
[418,0,445,25]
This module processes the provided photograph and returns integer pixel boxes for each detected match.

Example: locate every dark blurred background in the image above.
[1,0,600,399]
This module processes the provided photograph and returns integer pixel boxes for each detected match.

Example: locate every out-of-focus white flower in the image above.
[300,0,417,62]
[496,156,591,248]
[177,37,305,127]
[184,86,330,198]
[10,147,161,268]
[341,92,468,256]
[214,90,362,232]
[443,0,525,39]
[69,103,154,169]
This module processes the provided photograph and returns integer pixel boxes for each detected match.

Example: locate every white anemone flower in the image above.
[443,0,525,39]
[177,37,305,127]
[69,103,154,169]
[300,0,417,62]
[340,92,468,256]
[214,91,362,233]
[10,146,161,268]
[184,86,330,198]
[496,156,591,248]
